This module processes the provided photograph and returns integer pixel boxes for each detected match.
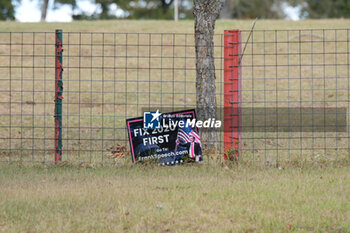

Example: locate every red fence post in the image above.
[224,30,241,160]
[55,29,63,162]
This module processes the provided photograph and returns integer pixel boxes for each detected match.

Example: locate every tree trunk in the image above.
[161,0,174,13]
[220,0,233,19]
[193,0,222,151]
[41,0,49,21]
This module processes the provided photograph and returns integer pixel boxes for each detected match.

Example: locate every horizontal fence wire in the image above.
[0,29,349,165]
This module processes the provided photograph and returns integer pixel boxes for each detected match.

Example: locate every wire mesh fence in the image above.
[240,29,349,164]
[0,29,349,164]
[0,31,225,164]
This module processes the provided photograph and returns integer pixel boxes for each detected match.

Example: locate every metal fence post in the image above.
[55,29,63,162]
[224,30,241,160]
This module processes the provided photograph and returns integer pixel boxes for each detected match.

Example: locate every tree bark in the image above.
[41,0,49,21]
[193,0,222,151]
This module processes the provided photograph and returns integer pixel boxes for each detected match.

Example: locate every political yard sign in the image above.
[126,109,203,165]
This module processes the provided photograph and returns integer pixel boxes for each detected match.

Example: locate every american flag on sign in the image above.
[177,128,201,145]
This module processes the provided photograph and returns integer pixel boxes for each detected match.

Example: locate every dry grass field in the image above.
[0,162,349,233]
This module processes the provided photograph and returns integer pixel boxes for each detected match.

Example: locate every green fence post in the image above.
[55,29,63,162]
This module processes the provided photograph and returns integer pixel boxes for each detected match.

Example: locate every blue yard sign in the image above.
[126,109,203,165]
